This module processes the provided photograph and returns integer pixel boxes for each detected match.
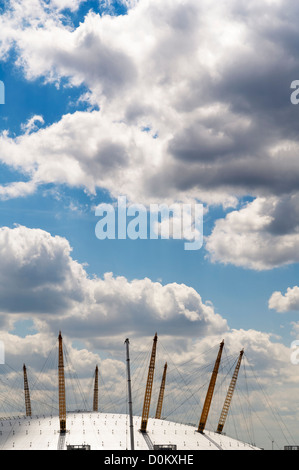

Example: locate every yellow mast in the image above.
[58,332,66,434]
[198,340,224,434]
[140,333,158,433]
[93,365,99,412]
[23,364,32,417]
[155,362,168,420]
[217,349,244,434]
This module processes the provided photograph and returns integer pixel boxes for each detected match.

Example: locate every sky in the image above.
[0,0,299,450]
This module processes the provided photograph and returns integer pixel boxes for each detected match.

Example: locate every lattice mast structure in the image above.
[155,362,168,420]
[140,333,158,433]
[125,339,135,451]
[198,340,225,434]
[217,349,244,434]
[93,366,99,412]
[23,364,32,418]
[58,331,66,434]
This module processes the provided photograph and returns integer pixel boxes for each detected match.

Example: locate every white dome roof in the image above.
[0,413,260,450]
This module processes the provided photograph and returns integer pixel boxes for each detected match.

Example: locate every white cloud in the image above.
[21,115,45,135]
[0,110,166,203]
[0,225,227,338]
[0,225,91,315]
[0,180,38,200]
[50,0,87,11]
[206,196,299,270]
[2,0,299,210]
[269,286,299,313]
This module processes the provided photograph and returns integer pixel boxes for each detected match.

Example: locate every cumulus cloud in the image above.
[2,0,299,210]
[0,110,164,203]
[0,225,227,339]
[269,286,299,313]
[0,225,90,315]
[206,195,299,270]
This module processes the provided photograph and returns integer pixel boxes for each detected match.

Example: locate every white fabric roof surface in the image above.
[0,413,260,450]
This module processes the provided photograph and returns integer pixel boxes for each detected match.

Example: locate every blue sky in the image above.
[1,0,299,448]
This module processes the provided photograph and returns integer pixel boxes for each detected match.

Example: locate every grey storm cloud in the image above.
[53,30,138,98]
[267,194,299,235]
[162,0,299,199]
[167,59,299,198]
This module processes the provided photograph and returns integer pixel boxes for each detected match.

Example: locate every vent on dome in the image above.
[67,445,91,451]
[153,445,177,451]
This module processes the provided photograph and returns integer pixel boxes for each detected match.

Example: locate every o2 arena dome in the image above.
[0,414,259,451]
[0,332,268,451]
